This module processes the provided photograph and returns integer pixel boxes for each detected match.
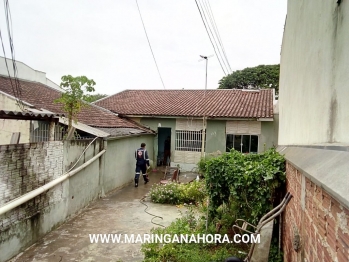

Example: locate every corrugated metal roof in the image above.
[0,110,64,120]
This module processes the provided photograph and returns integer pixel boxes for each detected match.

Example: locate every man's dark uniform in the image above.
[134,147,149,187]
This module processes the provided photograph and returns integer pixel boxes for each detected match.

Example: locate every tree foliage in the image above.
[84,93,107,103]
[218,64,280,94]
[55,75,96,132]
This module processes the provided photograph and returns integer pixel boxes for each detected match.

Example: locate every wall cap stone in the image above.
[277,146,349,210]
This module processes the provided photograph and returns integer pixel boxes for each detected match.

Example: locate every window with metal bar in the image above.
[175,130,203,152]
[226,134,259,153]
[30,121,66,142]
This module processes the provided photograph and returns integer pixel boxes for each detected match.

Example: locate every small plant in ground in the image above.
[149,181,207,205]
[144,149,286,261]
[268,239,284,262]
[149,182,181,204]
[141,208,243,262]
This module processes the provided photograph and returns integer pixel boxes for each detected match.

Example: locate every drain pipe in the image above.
[0,149,106,216]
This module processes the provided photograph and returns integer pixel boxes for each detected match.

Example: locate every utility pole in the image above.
[199,55,212,158]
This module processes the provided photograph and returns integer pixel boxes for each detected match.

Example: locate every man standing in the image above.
[135,143,150,187]
[163,136,171,166]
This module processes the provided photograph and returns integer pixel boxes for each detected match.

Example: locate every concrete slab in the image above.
[179,172,199,184]
[277,146,349,209]
[9,170,186,262]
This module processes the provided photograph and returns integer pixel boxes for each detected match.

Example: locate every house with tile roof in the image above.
[95,89,278,170]
[0,57,154,145]
[0,60,159,261]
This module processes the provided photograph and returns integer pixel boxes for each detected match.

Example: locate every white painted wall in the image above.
[279,0,349,145]
[0,92,30,144]
[103,135,154,193]
[0,56,62,91]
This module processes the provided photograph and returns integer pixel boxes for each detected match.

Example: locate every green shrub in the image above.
[142,208,242,262]
[144,149,285,262]
[201,148,286,225]
[149,181,207,205]
[149,182,181,204]
[182,180,207,203]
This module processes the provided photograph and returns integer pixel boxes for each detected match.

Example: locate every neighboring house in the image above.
[0,59,159,262]
[0,58,154,145]
[95,89,278,170]
[0,56,63,91]
[278,1,349,261]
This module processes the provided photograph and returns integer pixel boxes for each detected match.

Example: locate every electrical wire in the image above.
[2,0,25,110]
[0,29,15,93]
[204,0,232,73]
[195,0,227,76]
[0,29,21,106]
[198,0,229,75]
[135,0,166,89]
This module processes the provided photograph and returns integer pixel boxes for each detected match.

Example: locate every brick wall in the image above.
[0,141,63,231]
[283,161,349,262]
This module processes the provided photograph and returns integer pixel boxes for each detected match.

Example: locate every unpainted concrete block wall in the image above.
[0,142,63,230]
[0,135,154,262]
[0,140,102,262]
[283,162,349,262]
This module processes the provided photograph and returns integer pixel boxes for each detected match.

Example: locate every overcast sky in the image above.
[0,1,287,95]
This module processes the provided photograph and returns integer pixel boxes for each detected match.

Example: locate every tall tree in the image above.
[218,64,280,94]
[55,75,96,133]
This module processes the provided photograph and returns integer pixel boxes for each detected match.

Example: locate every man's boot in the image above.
[143,175,149,184]
[135,178,139,187]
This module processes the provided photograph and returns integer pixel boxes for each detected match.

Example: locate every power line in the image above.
[199,0,229,74]
[204,0,232,73]
[135,0,166,89]
[195,0,227,75]
[0,29,16,97]
[2,0,25,110]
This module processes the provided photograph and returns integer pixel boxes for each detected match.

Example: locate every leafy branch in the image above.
[54,75,96,133]
[199,148,285,224]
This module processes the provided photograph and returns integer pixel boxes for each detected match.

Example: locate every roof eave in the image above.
[121,114,273,121]
[257,117,274,122]
[59,117,110,138]
[104,132,155,141]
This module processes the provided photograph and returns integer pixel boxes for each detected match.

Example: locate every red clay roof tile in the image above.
[0,76,147,129]
[95,89,274,118]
